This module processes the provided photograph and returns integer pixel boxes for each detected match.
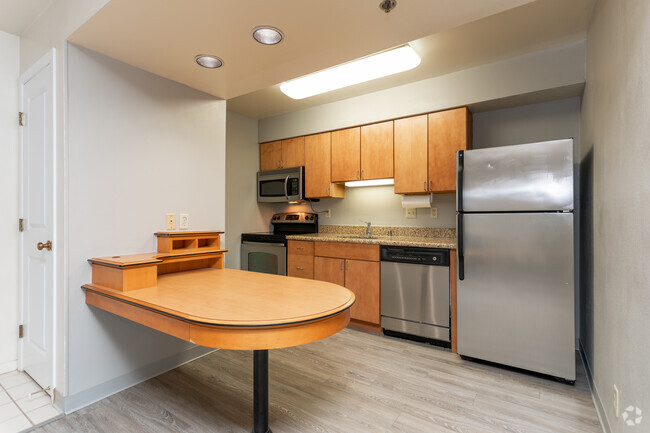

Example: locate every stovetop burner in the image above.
[241,212,318,245]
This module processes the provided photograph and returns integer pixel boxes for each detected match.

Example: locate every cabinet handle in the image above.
[345,261,349,270]
[326,186,330,195]
[276,161,280,168]
[429,180,432,191]
[424,181,427,191]
[339,260,343,270]
[361,169,364,179]
[296,267,304,270]
[356,170,360,180]
[296,246,304,250]
[280,160,283,168]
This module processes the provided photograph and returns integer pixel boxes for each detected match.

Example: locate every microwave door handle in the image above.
[284,175,290,200]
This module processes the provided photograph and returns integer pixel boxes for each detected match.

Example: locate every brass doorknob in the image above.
[37,240,52,251]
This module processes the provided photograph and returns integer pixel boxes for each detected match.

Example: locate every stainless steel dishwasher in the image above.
[381,246,450,345]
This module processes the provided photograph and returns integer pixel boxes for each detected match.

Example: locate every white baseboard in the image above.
[579,341,610,433]
[0,360,18,375]
[60,346,214,414]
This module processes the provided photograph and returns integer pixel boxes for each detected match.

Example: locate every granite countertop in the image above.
[286,225,457,249]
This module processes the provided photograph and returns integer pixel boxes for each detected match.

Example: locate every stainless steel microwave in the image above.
[257,166,305,203]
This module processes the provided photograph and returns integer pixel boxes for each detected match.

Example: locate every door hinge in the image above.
[19,112,25,126]
[19,325,24,339]
[19,218,24,232]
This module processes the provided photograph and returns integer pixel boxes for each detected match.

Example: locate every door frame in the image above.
[17,48,58,398]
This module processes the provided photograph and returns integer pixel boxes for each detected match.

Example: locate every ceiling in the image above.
[12,0,595,119]
[0,0,56,36]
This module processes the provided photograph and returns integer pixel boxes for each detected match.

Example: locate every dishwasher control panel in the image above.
[380,247,449,266]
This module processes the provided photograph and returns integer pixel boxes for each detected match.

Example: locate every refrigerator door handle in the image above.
[457,151,464,212]
[457,213,465,280]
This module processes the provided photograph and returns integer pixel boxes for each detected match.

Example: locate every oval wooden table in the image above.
[83,268,355,433]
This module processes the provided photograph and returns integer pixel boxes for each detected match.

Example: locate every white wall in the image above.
[580,1,650,432]
[65,44,226,412]
[258,41,586,142]
[0,30,20,374]
[225,110,274,269]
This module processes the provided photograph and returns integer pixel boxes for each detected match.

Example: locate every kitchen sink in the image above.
[341,235,380,239]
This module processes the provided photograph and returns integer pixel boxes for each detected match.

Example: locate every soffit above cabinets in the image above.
[68,0,595,119]
[0,0,57,36]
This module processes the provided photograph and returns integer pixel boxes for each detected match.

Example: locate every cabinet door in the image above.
[428,107,472,192]
[305,133,345,198]
[282,136,305,168]
[313,257,345,286]
[331,127,361,182]
[260,141,282,170]
[361,121,393,180]
[394,115,428,194]
[345,259,380,324]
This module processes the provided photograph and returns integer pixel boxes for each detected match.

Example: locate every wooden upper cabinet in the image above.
[281,136,305,168]
[428,107,472,193]
[331,127,361,182]
[361,121,393,180]
[260,140,282,171]
[305,133,345,199]
[394,115,428,194]
[259,137,305,170]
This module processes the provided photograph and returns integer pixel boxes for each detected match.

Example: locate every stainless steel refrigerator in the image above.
[456,138,575,382]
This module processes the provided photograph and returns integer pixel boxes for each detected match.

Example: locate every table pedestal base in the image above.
[252,350,272,433]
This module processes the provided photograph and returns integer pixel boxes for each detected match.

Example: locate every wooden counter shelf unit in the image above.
[88,231,227,292]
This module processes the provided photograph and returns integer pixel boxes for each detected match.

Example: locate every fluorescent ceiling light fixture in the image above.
[252,26,283,45]
[345,179,395,188]
[280,45,420,99]
[195,55,223,69]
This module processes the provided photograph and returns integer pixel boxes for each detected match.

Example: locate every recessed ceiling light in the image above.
[280,45,420,100]
[252,26,283,45]
[194,55,223,69]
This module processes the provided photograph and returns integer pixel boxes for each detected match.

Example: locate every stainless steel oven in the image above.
[241,212,318,275]
[257,167,304,203]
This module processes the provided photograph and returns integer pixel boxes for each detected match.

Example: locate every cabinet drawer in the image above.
[314,242,380,261]
[287,240,314,256]
[287,254,314,279]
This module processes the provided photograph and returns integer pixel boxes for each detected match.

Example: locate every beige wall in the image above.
[0,30,20,374]
[225,110,274,269]
[580,0,650,432]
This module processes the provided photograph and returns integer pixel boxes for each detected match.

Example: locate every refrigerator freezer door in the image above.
[458,139,573,212]
[457,212,575,380]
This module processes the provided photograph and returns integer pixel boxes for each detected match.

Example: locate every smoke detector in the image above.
[379,0,397,13]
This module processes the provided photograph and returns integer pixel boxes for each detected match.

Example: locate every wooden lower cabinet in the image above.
[287,241,314,279]
[344,259,380,324]
[313,257,345,286]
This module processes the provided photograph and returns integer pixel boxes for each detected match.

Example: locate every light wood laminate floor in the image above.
[37,329,602,433]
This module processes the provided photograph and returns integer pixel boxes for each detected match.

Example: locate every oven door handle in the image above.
[284,175,290,201]
[242,241,286,247]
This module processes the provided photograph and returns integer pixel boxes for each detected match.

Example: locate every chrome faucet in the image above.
[360,219,372,236]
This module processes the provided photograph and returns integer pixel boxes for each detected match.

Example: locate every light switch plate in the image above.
[324,209,331,218]
[405,208,417,219]
[166,213,176,230]
[430,207,438,219]
[180,214,189,230]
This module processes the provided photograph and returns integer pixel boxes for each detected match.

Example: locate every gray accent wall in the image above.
[65,44,225,411]
[580,0,650,432]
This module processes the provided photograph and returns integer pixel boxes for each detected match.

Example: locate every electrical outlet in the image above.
[405,208,417,219]
[614,385,619,418]
[430,207,438,219]
[180,214,189,230]
[324,209,331,218]
[166,213,176,230]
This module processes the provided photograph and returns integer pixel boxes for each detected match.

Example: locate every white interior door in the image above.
[19,50,56,394]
